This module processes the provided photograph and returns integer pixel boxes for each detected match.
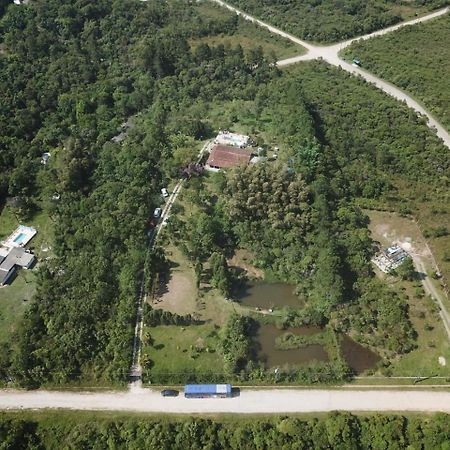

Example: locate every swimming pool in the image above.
[13,233,26,244]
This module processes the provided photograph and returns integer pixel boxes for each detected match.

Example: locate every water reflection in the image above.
[236,282,303,309]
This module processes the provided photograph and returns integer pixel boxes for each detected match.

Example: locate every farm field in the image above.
[223,0,444,42]
[342,14,450,132]
[191,1,303,59]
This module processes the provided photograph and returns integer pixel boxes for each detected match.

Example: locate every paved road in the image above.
[1,387,450,413]
[211,0,450,150]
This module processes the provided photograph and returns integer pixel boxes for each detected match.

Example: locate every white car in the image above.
[161,188,169,198]
[153,208,162,218]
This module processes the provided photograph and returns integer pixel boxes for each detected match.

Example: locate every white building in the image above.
[372,245,409,273]
[214,131,250,148]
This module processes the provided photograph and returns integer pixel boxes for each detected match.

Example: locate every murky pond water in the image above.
[341,335,381,374]
[254,324,380,373]
[255,324,329,368]
[237,282,303,309]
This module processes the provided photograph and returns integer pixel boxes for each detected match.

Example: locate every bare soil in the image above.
[228,249,264,279]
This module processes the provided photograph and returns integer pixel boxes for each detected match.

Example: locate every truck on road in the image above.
[184,384,232,398]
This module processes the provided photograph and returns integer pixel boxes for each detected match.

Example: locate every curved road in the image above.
[212,0,450,150]
[1,387,450,413]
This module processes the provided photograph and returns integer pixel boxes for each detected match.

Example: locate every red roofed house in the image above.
[205,145,252,171]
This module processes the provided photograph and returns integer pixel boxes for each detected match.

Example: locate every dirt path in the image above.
[1,387,450,413]
[414,256,450,340]
[210,0,450,150]
[130,141,213,381]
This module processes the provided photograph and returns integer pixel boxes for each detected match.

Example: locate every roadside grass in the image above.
[0,206,53,343]
[192,2,303,59]
[143,324,225,380]
[367,210,450,377]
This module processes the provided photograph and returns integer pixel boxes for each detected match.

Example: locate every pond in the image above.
[254,324,380,374]
[255,324,329,368]
[236,282,303,309]
[340,335,381,374]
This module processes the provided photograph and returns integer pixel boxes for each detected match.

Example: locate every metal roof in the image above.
[206,145,251,169]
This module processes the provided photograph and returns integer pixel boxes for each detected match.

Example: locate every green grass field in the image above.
[192,2,303,59]
[142,324,225,382]
[342,14,450,132]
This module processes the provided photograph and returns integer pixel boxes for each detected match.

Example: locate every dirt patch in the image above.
[152,270,197,316]
[368,210,432,259]
[228,249,264,279]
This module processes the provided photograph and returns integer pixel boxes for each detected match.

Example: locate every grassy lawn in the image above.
[0,206,53,343]
[143,324,225,381]
[192,2,303,59]
[0,271,36,342]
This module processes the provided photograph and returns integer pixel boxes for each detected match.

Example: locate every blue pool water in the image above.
[13,233,26,244]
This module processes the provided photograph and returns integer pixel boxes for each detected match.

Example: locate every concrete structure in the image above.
[205,145,251,171]
[372,245,409,273]
[2,225,37,250]
[214,131,250,148]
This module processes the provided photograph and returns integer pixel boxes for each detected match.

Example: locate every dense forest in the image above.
[343,13,450,131]
[224,0,449,42]
[1,412,449,449]
[0,0,278,386]
[1,0,449,388]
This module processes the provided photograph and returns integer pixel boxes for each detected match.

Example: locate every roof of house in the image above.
[206,145,251,169]
[0,247,35,271]
[0,267,14,285]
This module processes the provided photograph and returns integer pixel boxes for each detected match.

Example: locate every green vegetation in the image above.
[1,411,450,449]
[343,13,450,130]
[191,1,303,59]
[0,207,52,361]
[141,324,225,384]
[225,0,447,42]
[0,0,279,387]
[283,61,450,289]
[1,0,449,389]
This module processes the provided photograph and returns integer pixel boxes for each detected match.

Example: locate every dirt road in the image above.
[414,257,450,340]
[211,0,450,150]
[129,140,213,380]
[1,387,450,413]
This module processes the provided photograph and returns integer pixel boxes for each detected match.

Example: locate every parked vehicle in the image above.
[184,384,232,398]
[161,187,169,198]
[153,208,162,218]
[161,389,179,397]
